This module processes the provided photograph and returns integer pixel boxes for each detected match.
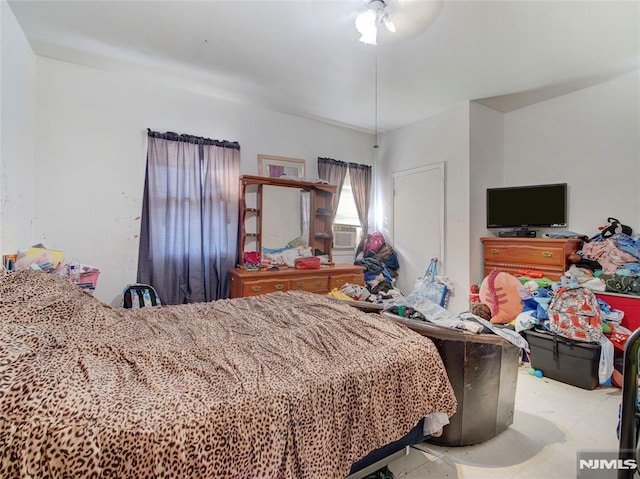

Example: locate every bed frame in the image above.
[347,418,427,478]
[348,448,409,479]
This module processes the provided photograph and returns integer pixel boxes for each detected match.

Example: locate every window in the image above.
[138,130,240,304]
[333,171,361,248]
[334,171,360,226]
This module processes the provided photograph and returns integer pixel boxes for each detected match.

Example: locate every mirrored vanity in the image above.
[230,175,364,298]
[237,175,338,263]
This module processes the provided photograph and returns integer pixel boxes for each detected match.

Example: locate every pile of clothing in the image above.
[353,232,402,300]
[569,218,640,295]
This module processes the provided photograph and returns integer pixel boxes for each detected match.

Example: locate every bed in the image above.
[0,270,456,478]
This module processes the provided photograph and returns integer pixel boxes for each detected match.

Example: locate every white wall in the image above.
[0,0,36,254]
[379,104,470,314]
[469,102,504,284]
[33,57,374,306]
[502,71,640,236]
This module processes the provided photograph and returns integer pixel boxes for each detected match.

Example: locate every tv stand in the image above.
[499,228,536,238]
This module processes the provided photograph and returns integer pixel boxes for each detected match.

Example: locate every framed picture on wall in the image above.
[258,155,305,179]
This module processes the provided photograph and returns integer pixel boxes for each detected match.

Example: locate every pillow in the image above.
[479,269,523,324]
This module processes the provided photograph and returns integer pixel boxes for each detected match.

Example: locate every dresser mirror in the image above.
[238,175,336,266]
[261,186,311,249]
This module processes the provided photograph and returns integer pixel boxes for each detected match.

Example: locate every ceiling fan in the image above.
[354,0,443,46]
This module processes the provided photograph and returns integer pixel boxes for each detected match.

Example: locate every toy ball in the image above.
[535,369,544,378]
[528,368,536,376]
[602,324,612,334]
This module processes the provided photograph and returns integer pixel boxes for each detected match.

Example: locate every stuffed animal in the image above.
[479,269,524,324]
[531,288,553,320]
[522,279,539,293]
[470,301,492,321]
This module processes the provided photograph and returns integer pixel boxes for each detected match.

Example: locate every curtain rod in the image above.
[147,129,240,150]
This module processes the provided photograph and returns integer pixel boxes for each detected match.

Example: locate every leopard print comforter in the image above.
[0,270,456,478]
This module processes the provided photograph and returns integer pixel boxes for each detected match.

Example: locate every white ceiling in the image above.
[8,0,640,132]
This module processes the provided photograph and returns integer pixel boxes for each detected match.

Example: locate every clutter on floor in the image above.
[330,218,640,389]
[469,217,640,390]
[337,232,454,309]
[326,232,404,307]
[335,219,639,391]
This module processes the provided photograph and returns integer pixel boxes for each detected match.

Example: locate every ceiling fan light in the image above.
[355,9,376,34]
[359,30,377,45]
[355,8,378,45]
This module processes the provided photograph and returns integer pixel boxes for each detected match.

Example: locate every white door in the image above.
[391,163,445,294]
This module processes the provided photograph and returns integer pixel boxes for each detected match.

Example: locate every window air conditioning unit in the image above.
[333,225,358,249]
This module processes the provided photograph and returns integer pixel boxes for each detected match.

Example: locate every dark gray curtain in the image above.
[317,157,348,217]
[348,162,372,237]
[138,130,240,304]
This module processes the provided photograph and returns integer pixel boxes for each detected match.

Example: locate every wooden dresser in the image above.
[481,237,583,280]
[229,264,365,298]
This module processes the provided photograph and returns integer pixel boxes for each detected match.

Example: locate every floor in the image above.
[388,364,623,479]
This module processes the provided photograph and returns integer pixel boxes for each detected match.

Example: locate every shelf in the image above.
[240,174,335,193]
[315,208,333,216]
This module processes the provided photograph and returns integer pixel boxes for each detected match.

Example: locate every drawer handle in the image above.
[251,286,261,292]
[335,279,344,285]
[296,281,304,287]
[490,248,500,254]
[316,280,324,286]
[541,251,553,258]
[275,284,284,291]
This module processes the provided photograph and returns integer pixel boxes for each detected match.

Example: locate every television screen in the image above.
[486,183,567,229]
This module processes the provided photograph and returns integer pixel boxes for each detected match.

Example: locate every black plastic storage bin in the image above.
[523,329,601,390]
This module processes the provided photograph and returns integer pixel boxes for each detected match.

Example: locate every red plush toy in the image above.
[479,269,523,324]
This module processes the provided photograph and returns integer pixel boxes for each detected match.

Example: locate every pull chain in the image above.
[373,49,379,149]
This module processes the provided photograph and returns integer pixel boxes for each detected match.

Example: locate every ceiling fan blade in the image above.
[378,0,444,43]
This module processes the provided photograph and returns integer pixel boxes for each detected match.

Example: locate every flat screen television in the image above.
[486,183,567,229]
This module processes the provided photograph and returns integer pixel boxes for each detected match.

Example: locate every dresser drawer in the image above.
[241,278,290,297]
[330,273,364,290]
[229,265,366,299]
[290,275,330,293]
[484,243,566,267]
